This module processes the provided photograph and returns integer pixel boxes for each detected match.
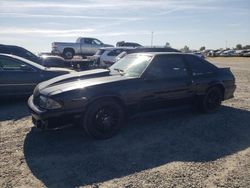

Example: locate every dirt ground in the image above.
[0,57,250,188]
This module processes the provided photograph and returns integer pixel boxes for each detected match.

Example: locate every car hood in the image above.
[37,70,134,96]
[36,69,115,95]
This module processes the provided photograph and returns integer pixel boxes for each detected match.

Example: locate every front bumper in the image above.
[28,95,83,129]
[51,48,61,55]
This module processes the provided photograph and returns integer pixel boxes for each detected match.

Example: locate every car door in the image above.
[81,38,101,55]
[90,39,103,54]
[138,54,194,111]
[80,38,91,55]
[0,56,41,96]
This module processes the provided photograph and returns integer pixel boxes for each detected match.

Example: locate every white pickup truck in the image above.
[52,37,113,59]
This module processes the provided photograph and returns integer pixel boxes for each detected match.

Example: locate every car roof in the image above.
[0,44,26,50]
[0,53,45,69]
[99,47,136,50]
[0,44,38,56]
[117,42,142,46]
[126,47,180,53]
[128,52,196,56]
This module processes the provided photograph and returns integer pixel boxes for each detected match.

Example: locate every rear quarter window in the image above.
[185,55,218,75]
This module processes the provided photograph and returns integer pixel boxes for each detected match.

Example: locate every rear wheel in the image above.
[63,49,74,59]
[83,99,124,139]
[199,87,223,113]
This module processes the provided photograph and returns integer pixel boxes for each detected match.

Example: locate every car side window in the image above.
[84,38,93,44]
[12,47,38,62]
[185,55,217,75]
[0,57,34,71]
[92,39,102,45]
[146,55,188,79]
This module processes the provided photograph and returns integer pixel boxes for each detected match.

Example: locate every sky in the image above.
[0,0,249,53]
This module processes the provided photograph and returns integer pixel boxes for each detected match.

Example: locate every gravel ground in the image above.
[0,57,250,188]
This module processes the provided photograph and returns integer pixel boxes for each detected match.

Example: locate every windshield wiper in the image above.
[113,68,124,75]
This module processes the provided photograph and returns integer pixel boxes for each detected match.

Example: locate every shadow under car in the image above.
[23,105,250,187]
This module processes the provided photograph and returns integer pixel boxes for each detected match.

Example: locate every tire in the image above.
[82,99,124,139]
[63,49,74,59]
[199,87,223,113]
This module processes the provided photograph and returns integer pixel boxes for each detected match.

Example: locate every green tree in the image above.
[200,46,206,51]
[165,42,171,48]
[236,44,242,50]
[243,45,250,49]
[182,45,190,52]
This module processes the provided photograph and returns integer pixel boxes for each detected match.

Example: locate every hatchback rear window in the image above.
[185,54,218,75]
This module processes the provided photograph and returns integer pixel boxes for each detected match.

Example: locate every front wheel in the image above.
[82,100,124,139]
[199,87,223,113]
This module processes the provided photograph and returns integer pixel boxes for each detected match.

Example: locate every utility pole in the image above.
[151,31,154,47]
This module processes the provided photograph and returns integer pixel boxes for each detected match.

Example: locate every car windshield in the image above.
[110,54,152,77]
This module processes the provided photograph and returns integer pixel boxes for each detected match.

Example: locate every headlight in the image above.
[39,96,62,109]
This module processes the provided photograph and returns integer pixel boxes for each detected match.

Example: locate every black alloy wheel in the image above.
[201,87,223,113]
[94,106,119,132]
[83,99,124,139]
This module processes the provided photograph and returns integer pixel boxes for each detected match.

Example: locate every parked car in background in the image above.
[243,51,250,57]
[214,50,228,57]
[207,50,220,57]
[115,51,128,62]
[220,50,235,57]
[52,37,113,59]
[114,47,180,63]
[116,41,142,47]
[0,44,69,68]
[39,54,71,68]
[193,52,205,59]
[89,47,135,68]
[0,54,73,96]
[28,52,236,139]
[235,50,250,56]
[89,47,179,68]
[202,49,212,56]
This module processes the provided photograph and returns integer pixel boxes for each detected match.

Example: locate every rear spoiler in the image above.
[218,67,234,79]
[218,67,231,72]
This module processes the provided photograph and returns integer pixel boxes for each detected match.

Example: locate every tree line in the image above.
[179,44,250,52]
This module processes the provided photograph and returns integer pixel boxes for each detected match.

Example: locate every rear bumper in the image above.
[224,84,236,100]
[28,96,83,129]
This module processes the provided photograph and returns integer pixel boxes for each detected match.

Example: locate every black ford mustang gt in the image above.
[28,52,236,139]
